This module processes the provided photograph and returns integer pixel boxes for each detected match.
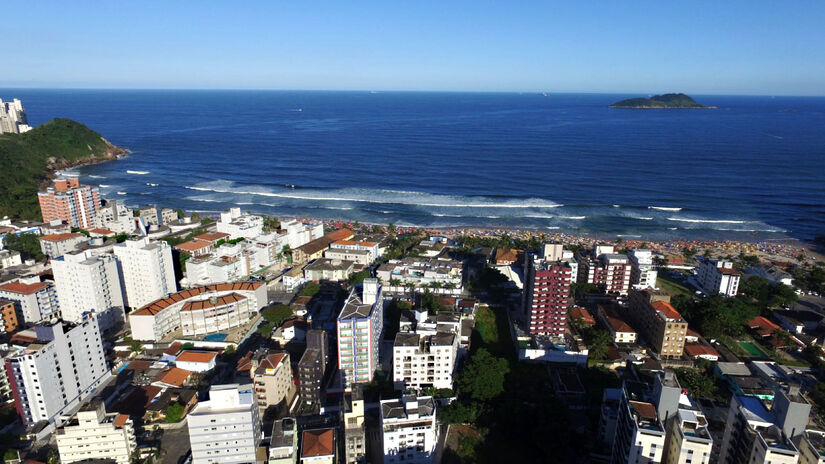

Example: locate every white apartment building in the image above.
[719,390,808,464]
[376,257,463,293]
[93,200,136,234]
[337,279,384,390]
[39,233,85,259]
[0,278,59,323]
[187,384,262,464]
[324,248,372,266]
[392,332,458,390]
[56,401,136,464]
[663,406,713,464]
[52,250,125,331]
[279,219,325,251]
[0,98,32,133]
[380,395,437,464]
[6,316,110,426]
[629,249,659,290]
[304,258,355,281]
[217,207,265,239]
[113,237,177,309]
[129,282,266,341]
[0,249,22,268]
[610,383,666,464]
[697,259,740,297]
[328,239,379,264]
[182,243,253,287]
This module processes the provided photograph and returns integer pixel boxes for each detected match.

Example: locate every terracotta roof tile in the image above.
[651,301,683,320]
[175,351,218,364]
[301,428,335,457]
[629,401,657,421]
[0,281,50,295]
[174,240,213,252]
[684,343,720,358]
[181,292,246,311]
[39,232,83,242]
[131,282,262,316]
[194,232,230,243]
[113,414,130,428]
[154,367,192,387]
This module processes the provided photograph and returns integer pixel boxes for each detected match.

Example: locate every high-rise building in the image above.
[56,401,136,464]
[697,259,740,297]
[523,243,575,338]
[187,384,262,464]
[392,332,458,390]
[337,279,384,390]
[37,177,101,229]
[113,237,176,309]
[343,385,367,464]
[0,98,32,134]
[380,394,437,464]
[628,249,659,290]
[299,329,329,411]
[252,352,293,412]
[52,250,125,331]
[0,278,59,323]
[718,387,809,464]
[5,316,110,426]
[627,290,688,359]
[0,299,19,334]
[580,248,633,295]
[216,207,265,239]
[611,380,667,464]
[798,430,825,464]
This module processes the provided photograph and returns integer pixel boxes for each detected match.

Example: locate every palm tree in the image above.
[390,278,401,287]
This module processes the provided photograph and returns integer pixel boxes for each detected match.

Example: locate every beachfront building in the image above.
[52,250,125,331]
[279,218,326,250]
[129,282,266,341]
[392,331,458,390]
[579,246,633,295]
[38,177,101,229]
[187,384,262,464]
[337,279,384,390]
[0,278,59,323]
[56,401,136,464]
[93,199,136,234]
[293,228,355,265]
[38,232,85,259]
[6,316,109,426]
[718,388,809,464]
[217,207,264,239]
[113,237,177,309]
[376,257,463,293]
[0,98,32,133]
[522,243,576,338]
[628,249,659,290]
[327,239,380,265]
[627,290,688,358]
[697,259,741,297]
[380,394,438,464]
[252,352,293,412]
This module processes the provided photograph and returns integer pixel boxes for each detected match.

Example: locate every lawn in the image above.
[656,274,693,297]
[472,305,516,361]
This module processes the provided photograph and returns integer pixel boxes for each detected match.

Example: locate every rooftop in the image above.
[40,232,83,242]
[381,396,435,420]
[132,282,262,316]
[0,280,50,295]
[176,350,218,364]
[301,428,335,458]
[181,292,246,311]
[651,300,683,321]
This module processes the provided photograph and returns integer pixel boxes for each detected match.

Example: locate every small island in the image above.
[610,93,714,109]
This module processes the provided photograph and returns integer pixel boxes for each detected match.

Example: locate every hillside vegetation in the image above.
[0,118,125,220]
[610,93,710,108]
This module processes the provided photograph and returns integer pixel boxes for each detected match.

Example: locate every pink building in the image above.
[37,177,101,229]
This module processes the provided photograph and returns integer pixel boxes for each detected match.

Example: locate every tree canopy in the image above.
[262,304,293,325]
[457,348,509,402]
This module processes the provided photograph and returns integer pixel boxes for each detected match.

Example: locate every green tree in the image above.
[457,348,509,402]
[165,402,185,423]
[298,281,320,297]
[3,232,44,261]
[261,304,293,325]
[129,339,144,355]
[675,368,716,399]
[682,247,697,260]
[587,328,611,360]
[438,401,479,425]
[47,448,60,464]
[348,271,369,286]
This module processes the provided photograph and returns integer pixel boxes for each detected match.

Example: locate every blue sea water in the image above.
[5,89,825,241]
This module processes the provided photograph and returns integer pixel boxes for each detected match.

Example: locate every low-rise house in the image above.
[774,309,824,335]
[595,304,637,344]
[684,343,721,362]
[175,350,218,373]
[569,306,596,326]
[301,428,336,464]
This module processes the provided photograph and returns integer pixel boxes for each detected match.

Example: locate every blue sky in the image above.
[6,1,825,95]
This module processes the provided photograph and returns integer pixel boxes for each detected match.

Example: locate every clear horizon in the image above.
[6,1,825,96]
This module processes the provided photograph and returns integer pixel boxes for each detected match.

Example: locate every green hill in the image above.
[0,118,126,220]
[610,93,710,108]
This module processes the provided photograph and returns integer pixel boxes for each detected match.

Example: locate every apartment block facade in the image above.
[38,177,101,229]
[113,237,177,309]
[337,279,384,390]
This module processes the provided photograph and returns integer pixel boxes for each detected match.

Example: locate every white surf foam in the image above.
[126,170,150,175]
[649,206,682,211]
[667,218,746,224]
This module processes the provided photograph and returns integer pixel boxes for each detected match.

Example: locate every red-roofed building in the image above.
[0,279,58,323]
[175,351,218,372]
[153,367,193,387]
[193,232,230,244]
[748,316,780,338]
[569,306,596,326]
[253,352,294,411]
[173,239,214,257]
[39,232,85,258]
[698,259,740,297]
[628,290,688,358]
[301,428,336,461]
[684,343,721,361]
[595,304,637,344]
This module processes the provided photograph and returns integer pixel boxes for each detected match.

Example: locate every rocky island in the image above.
[0,118,127,220]
[610,93,714,109]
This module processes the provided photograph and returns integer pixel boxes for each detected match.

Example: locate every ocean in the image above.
[6,89,825,241]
